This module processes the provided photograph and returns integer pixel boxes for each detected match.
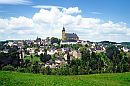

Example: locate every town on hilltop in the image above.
[0,0,130,85]
[0,27,130,75]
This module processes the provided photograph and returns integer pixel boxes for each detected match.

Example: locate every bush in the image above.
[40,66,45,74]
[17,67,26,73]
[44,66,51,75]
[51,68,57,75]
[2,65,15,71]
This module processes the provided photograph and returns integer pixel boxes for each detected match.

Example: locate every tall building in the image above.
[62,27,79,42]
[62,27,66,41]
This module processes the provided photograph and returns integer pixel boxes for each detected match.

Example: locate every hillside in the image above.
[0,71,130,86]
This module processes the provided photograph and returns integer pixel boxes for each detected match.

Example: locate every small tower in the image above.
[62,27,66,41]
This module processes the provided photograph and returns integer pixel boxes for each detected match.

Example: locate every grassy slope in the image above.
[0,71,130,86]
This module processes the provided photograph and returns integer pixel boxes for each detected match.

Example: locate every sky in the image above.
[0,0,130,42]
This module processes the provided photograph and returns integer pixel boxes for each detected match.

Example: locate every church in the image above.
[61,27,79,44]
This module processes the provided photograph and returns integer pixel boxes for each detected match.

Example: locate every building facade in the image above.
[62,27,79,42]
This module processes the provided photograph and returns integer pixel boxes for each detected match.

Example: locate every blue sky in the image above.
[0,0,130,42]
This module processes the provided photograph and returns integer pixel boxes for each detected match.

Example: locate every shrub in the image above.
[51,68,56,75]
[17,67,26,73]
[2,65,15,71]
[44,66,51,75]
[40,66,45,74]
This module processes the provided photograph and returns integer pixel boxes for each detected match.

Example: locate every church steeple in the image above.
[62,27,65,32]
[62,27,66,41]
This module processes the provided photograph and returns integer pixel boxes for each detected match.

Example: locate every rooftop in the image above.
[65,33,78,38]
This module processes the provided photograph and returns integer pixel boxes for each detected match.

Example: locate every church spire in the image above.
[62,27,65,32]
[62,27,66,41]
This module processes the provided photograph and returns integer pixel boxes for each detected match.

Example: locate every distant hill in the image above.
[0,71,130,86]
[100,41,118,44]
[121,42,130,47]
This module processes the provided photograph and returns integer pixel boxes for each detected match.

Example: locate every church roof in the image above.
[62,40,77,42]
[65,33,78,38]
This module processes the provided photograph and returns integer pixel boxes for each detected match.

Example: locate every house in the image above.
[8,42,14,46]
[45,60,55,68]
[90,46,105,53]
[122,47,129,52]
[37,49,44,55]
[47,50,56,55]
[61,40,77,45]
[55,57,66,65]
[72,50,81,59]
[64,52,73,61]
[27,48,35,54]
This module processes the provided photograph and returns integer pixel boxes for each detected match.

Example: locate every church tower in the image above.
[62,27,66,41]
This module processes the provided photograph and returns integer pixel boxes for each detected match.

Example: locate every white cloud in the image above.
[0,18,9,29]
[0,6,130,42]
[58,15,75,25]
[0,0,32,5]
[62,7,81,14]
[90,12,103,15]
[33,7,62,24]
[9,16,33,28]
[75,18,101,29]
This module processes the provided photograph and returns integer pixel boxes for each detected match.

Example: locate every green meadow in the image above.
[0,71,130,86]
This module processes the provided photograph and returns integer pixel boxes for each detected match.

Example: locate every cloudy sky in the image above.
[0,0,130,42]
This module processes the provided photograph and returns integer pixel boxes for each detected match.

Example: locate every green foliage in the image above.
[24,55,40,63]
[106,45,120,60]
[1,45,130,76]
[2,65,15,71]
[57,64,70,75]
[71,44,79,50]
[51,68,58,75]
[44,66,52,75]
[32,61,40,74]
[79,46,90,62]
[40,53,51,63]
[17,67,26,73]
[51,37,60,44]
[51,54,57,61]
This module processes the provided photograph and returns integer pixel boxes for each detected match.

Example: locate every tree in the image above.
[67,52,70,64]
[0,48,20,68]
[79,47,91,74]
[46,37,50,41]
[127,52,130,71]
[58,64,70,75]
[31,54,33,62]
[95,53,104,73]
[70,59,81,67]
[32,61,40,73]
[118,52,129,72]
[71,65,78,75]
[106,45,120,60]
[45,66,51,75]
[79,47,90,62]
[51,37,60,44]
[40,54,51,63]
[40,49,51,63]
[106,46,121,73]
[89,52,99,73]
[98,53,112,73]
[71,44,79,50]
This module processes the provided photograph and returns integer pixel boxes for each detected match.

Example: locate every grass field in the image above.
[0,71,130,86]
